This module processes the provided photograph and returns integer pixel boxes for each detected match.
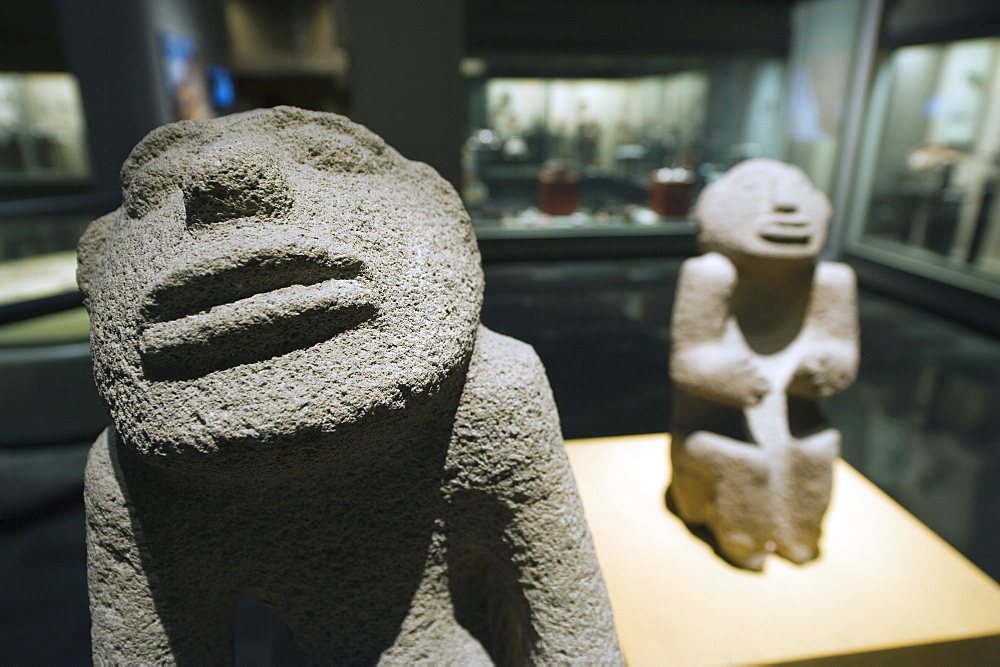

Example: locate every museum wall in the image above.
[344,0,464,188]
[55,0,170,194]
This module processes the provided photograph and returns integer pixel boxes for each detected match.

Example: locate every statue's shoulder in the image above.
[455,325,559,443]
[84,427,135,532]
[463,325,551,406]
[681,251,737,286]
[816,260,856,289]
[85,427,116,488]
[450,327,563,490]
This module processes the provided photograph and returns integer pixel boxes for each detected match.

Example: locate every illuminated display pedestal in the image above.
[566,434,1000,665]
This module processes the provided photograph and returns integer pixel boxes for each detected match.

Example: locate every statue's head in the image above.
[694,159,831,261]
[78,107,483,463]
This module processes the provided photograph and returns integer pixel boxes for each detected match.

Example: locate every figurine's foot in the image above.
[775,538,819,564]
[715,530,767,571]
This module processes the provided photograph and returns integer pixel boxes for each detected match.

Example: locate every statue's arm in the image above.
[451,328,623,665]
[85,429,233,665]
[499,393,622,665]
[789,261,860,399]
[671,253,768,407]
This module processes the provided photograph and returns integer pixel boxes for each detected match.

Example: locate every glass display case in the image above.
[0,66,99,306]
[846,35,1000,299]
[0,72,91,189]
[461,57,786,239]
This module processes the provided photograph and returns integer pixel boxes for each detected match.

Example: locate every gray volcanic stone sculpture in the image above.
[77,107,621,664]
[668,159,859,571]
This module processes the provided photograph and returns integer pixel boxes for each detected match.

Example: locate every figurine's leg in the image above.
[684,430,772,571]
[669,433,714,524]
[774,428,839,564]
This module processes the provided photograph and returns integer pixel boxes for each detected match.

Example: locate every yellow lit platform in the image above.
[565,434,1000,665]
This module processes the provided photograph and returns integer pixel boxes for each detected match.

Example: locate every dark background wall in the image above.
[343,0,464,188]
[465,0,792,57]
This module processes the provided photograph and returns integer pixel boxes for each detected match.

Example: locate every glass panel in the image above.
[0,204,105,306]
[784,0,865,193]
[462,58,786,232]
[848,37,1000,295]
[0,72,91,185]
[0,71,97,315]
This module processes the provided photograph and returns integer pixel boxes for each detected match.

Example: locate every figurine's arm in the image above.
[789,261,860,399]
[85,429,234,665]
[499,402,623,665]
[671,252,768,408]
[449,328,623,665]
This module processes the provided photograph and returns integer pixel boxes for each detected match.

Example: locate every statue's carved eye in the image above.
[181,149,293,228]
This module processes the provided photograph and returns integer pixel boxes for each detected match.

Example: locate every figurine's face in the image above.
[78,109,482,460]
[695,159,831,260]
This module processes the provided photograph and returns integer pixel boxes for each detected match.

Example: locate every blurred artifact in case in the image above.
[649,167,695,218]
[78,107,621,664]
[669,159,859,571]
[537,163,579,216]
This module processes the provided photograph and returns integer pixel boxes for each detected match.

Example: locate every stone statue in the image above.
[668,159,859,571]
[77,107,621,664]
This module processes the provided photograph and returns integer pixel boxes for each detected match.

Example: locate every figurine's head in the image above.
[694,159,832,261]
[78,107,483,464]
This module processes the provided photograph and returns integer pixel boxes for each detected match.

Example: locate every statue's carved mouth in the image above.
[760,232,811,244]
[138,250,377,380]
[760,221,812,245]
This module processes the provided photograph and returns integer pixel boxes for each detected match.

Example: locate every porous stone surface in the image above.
[78,107,621,664]
[669,159,859,571]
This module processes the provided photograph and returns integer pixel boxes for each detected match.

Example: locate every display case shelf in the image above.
[566,433,1000,665]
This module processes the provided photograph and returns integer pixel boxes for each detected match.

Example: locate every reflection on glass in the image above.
[0,76,25,174]
[784,0,865,193]
[852,37,1000,289]
[0,72,91,183]
[463,60,784,231]
[0,72,93,308]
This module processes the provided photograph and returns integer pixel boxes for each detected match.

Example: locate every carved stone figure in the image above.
[78,107,621,664]
[668,159,859,571]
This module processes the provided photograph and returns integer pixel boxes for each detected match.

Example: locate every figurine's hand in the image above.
[721,355,770,407]
[675,346,769,408]
[789,347,856,399]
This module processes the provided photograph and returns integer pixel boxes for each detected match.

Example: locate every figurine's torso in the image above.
[85,327,616,664]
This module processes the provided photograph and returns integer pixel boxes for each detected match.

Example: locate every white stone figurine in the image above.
[669,159,859,571]
[77,107,621,665]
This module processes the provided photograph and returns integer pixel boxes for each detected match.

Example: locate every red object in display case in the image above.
[538,167,579,216]
[649,168,694,218]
